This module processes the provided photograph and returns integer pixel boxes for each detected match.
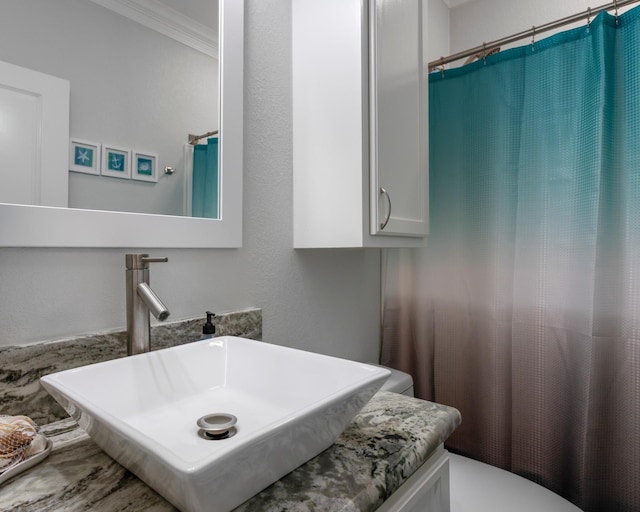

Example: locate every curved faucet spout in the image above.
[137,283,170,321]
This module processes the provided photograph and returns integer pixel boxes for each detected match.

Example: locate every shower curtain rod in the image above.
[428,0,640,70]
[188,130,218,145]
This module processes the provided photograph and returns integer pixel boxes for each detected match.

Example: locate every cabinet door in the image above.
[369,0,428,237]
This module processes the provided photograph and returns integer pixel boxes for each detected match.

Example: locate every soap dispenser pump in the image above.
[202,311,216,338]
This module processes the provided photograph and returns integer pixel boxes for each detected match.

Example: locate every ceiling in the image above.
[90,0,218,57]
[156,0,218,30]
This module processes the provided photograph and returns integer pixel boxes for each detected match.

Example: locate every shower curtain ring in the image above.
[440,57,445,77]
[531,26,536,52]
[483,42,487,64]
[587,7,591,30]
[613,0,619,25]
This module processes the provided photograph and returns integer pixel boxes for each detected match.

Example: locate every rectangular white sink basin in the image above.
[41,336,389,511]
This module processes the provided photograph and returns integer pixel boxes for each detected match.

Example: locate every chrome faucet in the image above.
[125,253,170,356]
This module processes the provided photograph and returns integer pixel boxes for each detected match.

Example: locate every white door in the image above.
[0,60,69,207]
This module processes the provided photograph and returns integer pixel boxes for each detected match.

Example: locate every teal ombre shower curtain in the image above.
[382,7,640,512]
[192,137,219,218]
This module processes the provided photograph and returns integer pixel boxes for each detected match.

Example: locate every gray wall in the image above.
[0,0,450,362]
[0,0,383,363]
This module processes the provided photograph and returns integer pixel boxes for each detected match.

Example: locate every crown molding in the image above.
[90,0,218,58]
[443,0,478,7]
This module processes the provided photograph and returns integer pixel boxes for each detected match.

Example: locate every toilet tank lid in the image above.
[374,365,414,394]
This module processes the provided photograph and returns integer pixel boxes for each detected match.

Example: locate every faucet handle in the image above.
[126,253,168,269]
[141,256,169,264]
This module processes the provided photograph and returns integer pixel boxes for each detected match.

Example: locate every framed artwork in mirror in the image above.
[132,151,158,183]
[101,144,131,179]
[69,139,100,175]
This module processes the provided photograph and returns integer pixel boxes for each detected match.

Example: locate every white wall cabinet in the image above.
[292,0,428,248]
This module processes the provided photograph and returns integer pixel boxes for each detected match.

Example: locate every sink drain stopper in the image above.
[197,413,237,440]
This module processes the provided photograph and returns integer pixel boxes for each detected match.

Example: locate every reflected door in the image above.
[0,60,69,207]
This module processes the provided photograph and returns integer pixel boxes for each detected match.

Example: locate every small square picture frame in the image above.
[132,151,158,183]
[101,144,131,179]
[69,138,100,175]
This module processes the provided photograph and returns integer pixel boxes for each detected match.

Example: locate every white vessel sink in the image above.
[41,336,389,512]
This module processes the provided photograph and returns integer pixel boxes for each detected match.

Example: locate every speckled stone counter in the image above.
[0,309,262,425]
[0,392,461,512]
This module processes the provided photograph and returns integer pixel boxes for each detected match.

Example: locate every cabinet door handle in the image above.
[380,187,392,230]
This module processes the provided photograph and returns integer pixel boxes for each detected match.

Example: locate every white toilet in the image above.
[379,368,582,512]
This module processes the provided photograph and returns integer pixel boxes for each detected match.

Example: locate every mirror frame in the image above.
[0,0,243,249]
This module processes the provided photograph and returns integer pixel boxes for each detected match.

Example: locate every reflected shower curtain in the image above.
[382,8,640,512]
[192,137,219,218]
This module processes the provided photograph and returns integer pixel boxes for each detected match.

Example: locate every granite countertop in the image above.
[0,391,461,512]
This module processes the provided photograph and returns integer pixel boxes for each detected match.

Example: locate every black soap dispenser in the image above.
[202,311,216,338]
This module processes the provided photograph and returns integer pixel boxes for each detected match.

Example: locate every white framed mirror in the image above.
[0,0,243,248]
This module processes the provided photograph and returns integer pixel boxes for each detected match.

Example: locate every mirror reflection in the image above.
[0,0,220,218]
